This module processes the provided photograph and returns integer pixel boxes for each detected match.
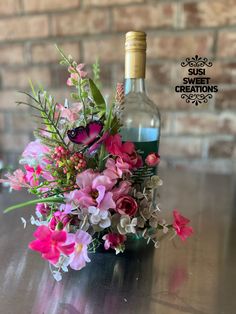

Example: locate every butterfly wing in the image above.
[67,126,89,145]
[67,121,103,145]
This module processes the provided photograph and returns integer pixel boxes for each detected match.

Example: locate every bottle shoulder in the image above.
[123,92,161,118]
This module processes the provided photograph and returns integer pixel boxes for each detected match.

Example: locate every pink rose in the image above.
[145,152,160,167]
[116,195,138,216]
[102,233,126,251]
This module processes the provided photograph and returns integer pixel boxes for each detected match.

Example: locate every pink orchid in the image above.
[0,169,28,190]
[103,157,131,180]
[24,165,42,186]
[105,134,142,169]
[29,226,75,265]
[67,230,92,270]
[173,210,193,241]
[70,169,116,211]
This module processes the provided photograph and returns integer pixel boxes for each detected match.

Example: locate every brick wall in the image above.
[0,0,235,173]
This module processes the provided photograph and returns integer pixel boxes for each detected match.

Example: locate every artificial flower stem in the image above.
[3,197,64,213]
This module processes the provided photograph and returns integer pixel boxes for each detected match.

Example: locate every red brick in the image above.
[23,0,79,12]
[51,9,109,36]
[0,91,29,110]
[208,139,235,158]
[174,113,236,135]
[0,44,24,65]
[159,136,203,158]
[0,0,20,16]
[218,30,236,58]
[0,113,4,130]
[146,63,173,87]
[112,3,177,31]
[215,89,236,110]
[83,36,123,63]
[2,67,51,89]
[86,0,143,6]
[0,133,30,152]
[148,32,213,59]
[10,112,34,132]
[181,0,236,28]
[31,42,80,63]
[0,15,49,41]
[151,89,194,110]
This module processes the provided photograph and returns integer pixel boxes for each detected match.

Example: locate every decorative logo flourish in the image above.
[181,55,213,68]
[175,55,218,106]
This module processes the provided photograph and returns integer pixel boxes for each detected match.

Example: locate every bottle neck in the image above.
[124,78,146,95]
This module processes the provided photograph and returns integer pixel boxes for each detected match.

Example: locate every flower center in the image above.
[91,190,99,199]
[76,243,83,253]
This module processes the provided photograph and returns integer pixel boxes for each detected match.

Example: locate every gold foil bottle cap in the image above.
[125,31,146,52]
[125,31,146,78]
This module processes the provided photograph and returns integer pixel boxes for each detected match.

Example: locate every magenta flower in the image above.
[68,230,92,270]
[29,226,75,265]
[49,211,71,230]
[173,210,193,241]
[103,233,126,253]
[105,134,142,169]
[71,169,116,211]
[24,165,42,186]
[0,169,28,190]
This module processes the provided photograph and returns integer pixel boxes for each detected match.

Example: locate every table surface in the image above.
[0,169,235,314]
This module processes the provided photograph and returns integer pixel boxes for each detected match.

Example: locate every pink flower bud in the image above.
[145,153,160,167]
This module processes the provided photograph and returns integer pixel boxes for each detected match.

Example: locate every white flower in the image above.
[118,215,137,235]
[88,206,111,229]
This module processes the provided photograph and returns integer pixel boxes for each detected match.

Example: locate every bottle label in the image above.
[133,140,159,182]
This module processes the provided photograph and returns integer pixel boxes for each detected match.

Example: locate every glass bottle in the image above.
[120,31,161,178]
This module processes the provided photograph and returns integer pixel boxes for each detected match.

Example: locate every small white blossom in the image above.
[118,215,137,235]
[88,206,111,229]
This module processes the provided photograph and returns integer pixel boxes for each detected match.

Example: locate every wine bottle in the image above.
[120,31,161,179]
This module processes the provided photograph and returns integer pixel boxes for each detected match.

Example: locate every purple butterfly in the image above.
[67,121,108,154]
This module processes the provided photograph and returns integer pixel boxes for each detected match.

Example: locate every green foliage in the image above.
[17,86,68,148]
[92,59,101,88]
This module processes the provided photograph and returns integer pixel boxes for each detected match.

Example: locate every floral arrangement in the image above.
[0,47,193,281]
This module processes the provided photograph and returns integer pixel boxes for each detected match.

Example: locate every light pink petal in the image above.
[92,175,115,191]
[76,169,97,189]
[75,230,92,246]
[99,192,115,211]
[96,185,106,206]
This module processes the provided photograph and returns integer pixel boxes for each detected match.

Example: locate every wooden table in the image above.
[0,169,235,314]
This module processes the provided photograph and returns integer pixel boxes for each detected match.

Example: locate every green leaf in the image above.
[3,197,64,213]
[88,78,105,107]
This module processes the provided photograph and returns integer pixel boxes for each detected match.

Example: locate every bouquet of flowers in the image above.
[0,48,193,281]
